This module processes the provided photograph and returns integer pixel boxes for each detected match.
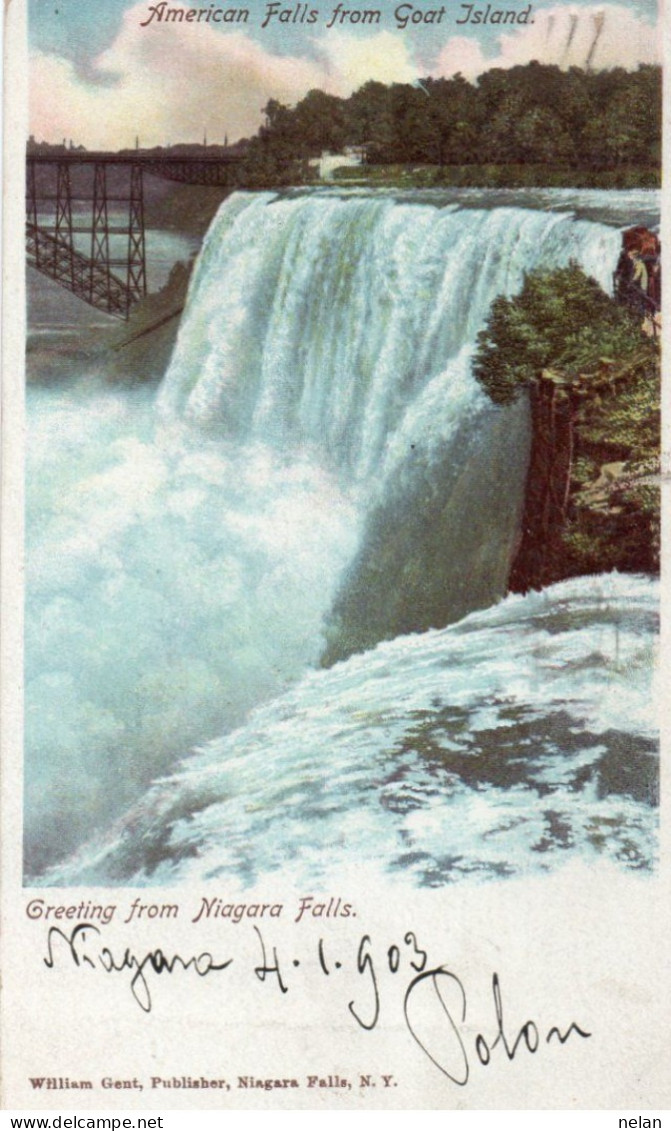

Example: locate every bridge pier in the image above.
[55,163,75,291]
[26,161,40,268]
[26,158,148,320]
[127,165,147,314]
[90,163,111,307]
[26,148,241,318]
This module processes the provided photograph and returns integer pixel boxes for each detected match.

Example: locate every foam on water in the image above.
[158,192,620,489]
[46,573,658,888]
[25,190,656,882]
[25,384,359,873]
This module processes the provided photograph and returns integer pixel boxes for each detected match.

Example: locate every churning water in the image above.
[25,189,659,884]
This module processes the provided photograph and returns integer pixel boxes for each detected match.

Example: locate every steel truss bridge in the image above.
[26,152,241,319]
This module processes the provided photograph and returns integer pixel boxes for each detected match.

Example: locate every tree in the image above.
[513,107,576,165]
[473,263,650,403]
[293,90,348,156]
[345,81,396,156]
[474,264,660,586]
[242,63,661,180]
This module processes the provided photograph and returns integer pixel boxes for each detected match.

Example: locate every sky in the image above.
[28,0,660,148]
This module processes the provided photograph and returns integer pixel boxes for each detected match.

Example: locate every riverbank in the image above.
[144,185,231,235]
[26,258,194,386]
[332,163,661,190]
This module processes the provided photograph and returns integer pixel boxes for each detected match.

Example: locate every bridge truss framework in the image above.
[26,152,240,319]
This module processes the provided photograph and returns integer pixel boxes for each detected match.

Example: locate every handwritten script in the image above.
[43,922,591,1084]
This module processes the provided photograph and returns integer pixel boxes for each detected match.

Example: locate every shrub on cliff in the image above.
[473,263,654,403]
[473,262,660,584]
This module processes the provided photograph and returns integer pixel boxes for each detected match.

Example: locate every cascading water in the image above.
[26,189,658,885]
[49,573,659,888]
[158,192,620,482]
[157,192,625,661]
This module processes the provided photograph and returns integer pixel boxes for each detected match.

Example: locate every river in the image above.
[24,187,660,886]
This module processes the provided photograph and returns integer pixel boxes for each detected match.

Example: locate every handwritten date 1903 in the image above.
[43,923,591,1084]
[253,927,591,1080]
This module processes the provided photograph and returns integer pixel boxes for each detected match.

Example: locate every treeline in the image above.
[239,62,661,183]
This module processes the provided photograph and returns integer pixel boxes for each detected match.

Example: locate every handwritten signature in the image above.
[43,923,591,1082]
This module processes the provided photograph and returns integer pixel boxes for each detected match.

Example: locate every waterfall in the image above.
[159,191,622,660]
[27,188,647,883]
[159,192,620,487]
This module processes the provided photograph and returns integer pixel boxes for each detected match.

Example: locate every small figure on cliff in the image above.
[614,226,661,335]
[629,248,648,310]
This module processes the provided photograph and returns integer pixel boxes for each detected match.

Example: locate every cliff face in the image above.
[473,264,660,594]
[321,401,530,667]
[103,185,230,382]
[508,378,576,592]
[144,185,231,236]
[103,260,194,384]
[507,357,659,593]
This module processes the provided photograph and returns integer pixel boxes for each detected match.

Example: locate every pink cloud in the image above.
[434,4,660,79]
[30,2,328,147]
[30,1,660,149]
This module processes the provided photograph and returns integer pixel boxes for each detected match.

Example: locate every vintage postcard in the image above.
[1,0,669,1111]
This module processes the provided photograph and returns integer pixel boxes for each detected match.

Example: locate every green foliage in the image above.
[473,263,654,404]
[473,263,660,581]
[239,63,661,182]
[332,164,660,189]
